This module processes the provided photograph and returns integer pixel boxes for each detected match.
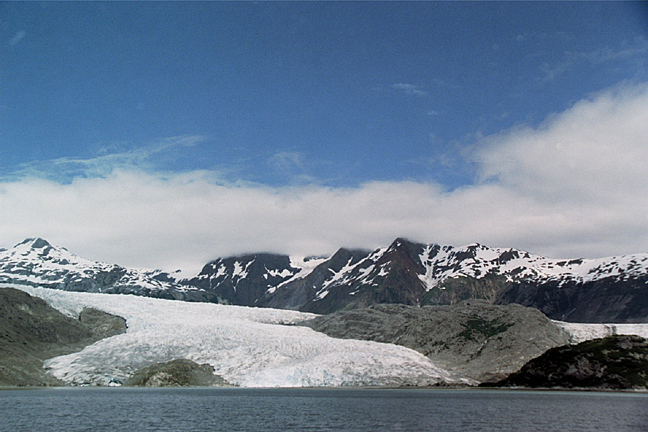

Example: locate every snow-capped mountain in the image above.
[182,253,328,308]
[2,237,647,322]
[0,238,214,302]
[184,238,648,322]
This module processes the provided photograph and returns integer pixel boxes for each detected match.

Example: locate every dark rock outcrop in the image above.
[302,241,429,314]
[184,253,302,307]
[489,335,648,390]
[260,248,373,312]
[495,276,648,323]
[124,359,229,387]
[0,287,127,386]
[78,308,127,340]
[303,300,571,382]
[422,275,510,307]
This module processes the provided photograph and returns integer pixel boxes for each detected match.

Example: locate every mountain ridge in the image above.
[2,237,647,322]
[179,237,648,321]
[0,238,216,303]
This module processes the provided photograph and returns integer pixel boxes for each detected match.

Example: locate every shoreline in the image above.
[2,383,647,394]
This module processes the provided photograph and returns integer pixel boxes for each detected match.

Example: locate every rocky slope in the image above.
[181,253,327,308]
[0,238,216,303]
[0,287,126,386]
[489,335,648,390]
[302,300,572,383]
[124,359,229,387]
[495,276,648,323]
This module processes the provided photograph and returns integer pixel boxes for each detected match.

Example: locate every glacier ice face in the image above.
[12,285,457,387]
[553,321,648,344]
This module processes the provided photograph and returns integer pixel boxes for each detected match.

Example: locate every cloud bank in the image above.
[1,82,647,275]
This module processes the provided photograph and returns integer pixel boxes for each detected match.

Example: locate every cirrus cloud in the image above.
[391,83,429,97]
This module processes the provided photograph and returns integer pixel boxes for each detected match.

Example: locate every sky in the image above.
[1,1,648,275]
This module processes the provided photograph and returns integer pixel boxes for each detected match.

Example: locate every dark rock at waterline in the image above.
[0,287,127,386]
[488,335,648,390]
[124,359,229,387]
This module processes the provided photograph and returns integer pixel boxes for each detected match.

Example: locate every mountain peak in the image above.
[16,238,53,249]
[390,237,416,247]
[387,237,428,252]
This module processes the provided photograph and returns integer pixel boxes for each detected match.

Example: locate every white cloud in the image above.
[1,83,647,274]
[475,83,648,203]
[391,83,429,97]
[471,82,648,256]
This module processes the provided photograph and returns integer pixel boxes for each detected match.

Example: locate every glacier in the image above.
[7,283,648,388]
[553,321,648,343]
[9,285,458,388]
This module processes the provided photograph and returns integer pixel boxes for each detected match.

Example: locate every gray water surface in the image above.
[1,387,646,432]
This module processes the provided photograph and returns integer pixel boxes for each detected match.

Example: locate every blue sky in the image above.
[1,2,648,273]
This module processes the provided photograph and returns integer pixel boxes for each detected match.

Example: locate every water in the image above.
[1,387,647,432]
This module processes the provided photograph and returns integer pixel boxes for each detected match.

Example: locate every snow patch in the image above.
[266,268,294,279]
[414,242,648,291]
